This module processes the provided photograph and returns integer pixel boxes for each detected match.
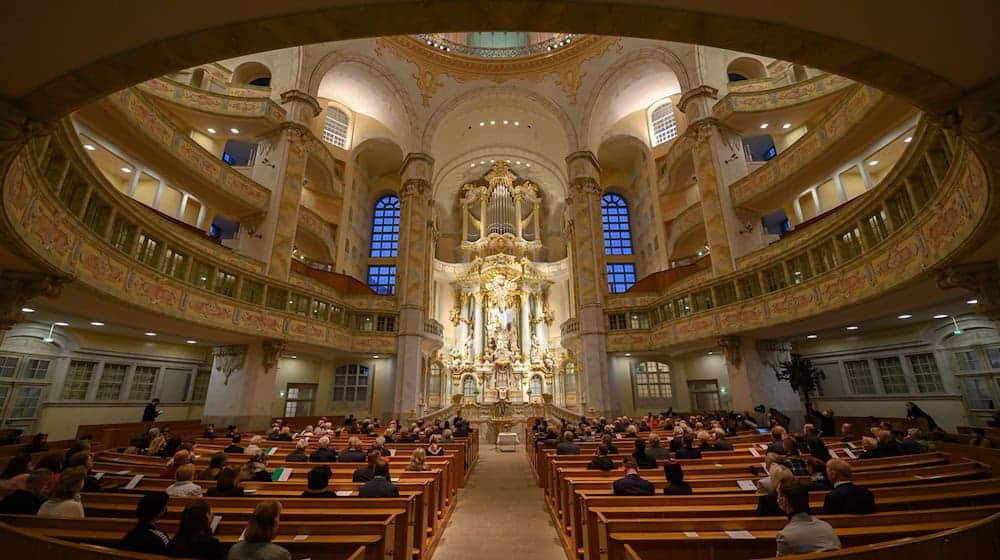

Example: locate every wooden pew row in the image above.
[567,478,1000,559]
[601,506,998,560]
[79,493,428,560]
[77,420,206,451]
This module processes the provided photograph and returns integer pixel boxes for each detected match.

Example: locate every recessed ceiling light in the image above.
[806,334,818,339]
[470,163,475,167]
[289,355,297,359]
[479,161,485,165]
[490,159,495,163]
[525,163,531,167]
[505,159,511,163]
[967,299,979,304]
[479,122,485,127]
[624,353,632,357]
[503,120,509,125]
[120,167,132,173]
[372,355,379,359]
[897,314,913,319]
[186,340,197,344]
[514,121,519,126]
[782,123,791,129]
[83,144,96,151]
[21,307,35,313]
[489,120,495,125]
[515,161,521,164]
[206,128,216,134]
[933,314,948,319]
[904,136,913,143]
[868,160,879,166]
[90,321,105,326]
[54,322,69,327]
[707,351,714,355]
[230,128,240,134]
[759,123,769,129]
[846,325,860,331]
[144,332,156,336]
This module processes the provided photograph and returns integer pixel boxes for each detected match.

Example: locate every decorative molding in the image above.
[261,339,286,374]
[0,271,66,330]
[212,345,247,385]
[937,261,1000,321]
[717,336,741,368]
[677,85,719,114]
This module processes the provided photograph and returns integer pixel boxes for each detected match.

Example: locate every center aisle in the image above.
[432,446,566,560]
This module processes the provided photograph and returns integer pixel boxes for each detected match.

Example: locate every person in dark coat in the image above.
[662,461,693,495]
[358,460,399,498]
[587,445,616,471]
[899,429,927,454]
[309,436,339,462]
[353,450,383,482]
[823,459,876,514]
[166,499,225,560]
[118,491,171,554]
[631,439,657,469]
[223,436,244,454]
[205,467,244,497]
[302,466,338,498]
[338,437,367,463]
[141,399,161,422]
[674,434,702,459]
[612,458,655,496]
[285,439,309,462]
[0,468,50,514]
[556,431,581,455]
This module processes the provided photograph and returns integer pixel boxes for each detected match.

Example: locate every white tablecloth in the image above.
[496,431,519,451]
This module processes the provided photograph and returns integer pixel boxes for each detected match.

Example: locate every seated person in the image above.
[276,427,294,442]
[285,438,309,462]
[406,448,432,472]
[757,466,794,516]
[223,436,244,454]
[860,430,902,459]
[587,445,616,471]
[708,428,734,451]
[198,452,227,481]
[166,499,224,560]
[201,424,218,439]
[600,434,619,454]
[369,435,391,457]
[823,459,876,514]
[775,479,841,556]
[674,434,702,459]
[0,468,51,514]
[840,423,855,442]
[644,433,670,461]
[359,460,399,498]
[782,438,809,476]
[339,437,367,462]
[669,427,686,452]
[118,491,171,554]
[0,452,32,490]
[301,465,337,497]
[244,435,263,457]
[556,431,581,455]
[166,464,204,497]
[38,466,86,518]
[66,450,104,493]
[767,426,787,455]
[899,428,928,454]
[426,434,446,456]
[309,436,338,462]
[631,439,658,469]
[804,456,831,491]
[245,452,272,482]
[206,467,244,497]
[612,457,655,496]
[662,461,693,495]
[353,450,383,482]
[228,501,291,560]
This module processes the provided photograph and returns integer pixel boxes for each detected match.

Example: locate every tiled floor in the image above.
[432,447,567,559]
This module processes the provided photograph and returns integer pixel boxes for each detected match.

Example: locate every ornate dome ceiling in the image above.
[414,32,578,59]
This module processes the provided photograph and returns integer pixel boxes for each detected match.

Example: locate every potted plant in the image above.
[773,353,825,423]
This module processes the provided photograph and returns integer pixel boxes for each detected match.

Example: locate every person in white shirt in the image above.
[38,466,86,518]
[245,435,263,456]
[166,464,204,497]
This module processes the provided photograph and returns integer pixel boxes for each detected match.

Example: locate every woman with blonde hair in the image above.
[227,501,290,560]
[405,448,431,471]
[426,434,445,457]
[38,465,86,518]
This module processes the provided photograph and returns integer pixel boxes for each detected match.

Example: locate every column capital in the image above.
[279,89,321,125]
[0,271,66,329]
[565,150,601,181]
[400,177,431,199]
[400,152,435,183]
[678,85,719,114]
[566,176,601,199]
[717,336,742,368]
[938,261,1000,320]
[686,117,725,143]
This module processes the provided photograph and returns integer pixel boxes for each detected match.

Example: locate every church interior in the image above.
[1,2,999,559]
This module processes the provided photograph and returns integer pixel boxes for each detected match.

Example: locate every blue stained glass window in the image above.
[601,193,633,255]
[370,195,400,257]
[606,263,636,294]
[367,265,397,295]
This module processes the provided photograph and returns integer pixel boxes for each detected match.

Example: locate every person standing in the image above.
[142,398,161,422]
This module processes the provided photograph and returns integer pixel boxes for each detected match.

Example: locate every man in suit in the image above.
[775,479,841,556]
[645,433,671,461]
[612,457,655,496]
[823,459,876,514]
[587,445,616,471]
[899,428,927,454]
[359,460,399,498]
[223,435,244,454]
[556,431,581,455]
[141,398,160,422]
[309,436,338,462]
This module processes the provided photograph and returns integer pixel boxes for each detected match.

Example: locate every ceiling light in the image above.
[503,120,509,125]
[83,144,96,151]
[897,314,913,319]
[229,128,240,134]
[933,314,948,319]
[624,353,632,357]
[525,163,531,167]
[90,321,105,326]
[846,325,860,331]
[759,123,769,129]
[806,334,818,339]
[505,159,511,163]
[868,160,879,166]
[470,163,475,167]
[490,120,495,125]
[54,322,69,327]
[479,161,485,165]
[967,299,979,304]
[373,355,379,359]
[490,159,495,163]
[21,307,34,313]
[186,340,197,344]
[479,122,485,127]
[144,332,156,336]
[781,123,791,129]
[707,351,714,355]
[515,161,521,164]
[904,136,913,143]
[289,355,297,359]
[120,167,132,173]
[206,128,216,134]
[514,121,519,126]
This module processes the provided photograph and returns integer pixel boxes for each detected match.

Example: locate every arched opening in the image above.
[462,375,477,400]
[190,68,206,89]
[231,61,271,86]
[792,64,809,82]
[529,374,543,400]
[726,57,767,82]
[322,105,350,149]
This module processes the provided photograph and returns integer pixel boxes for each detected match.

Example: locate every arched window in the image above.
[529,375,543,396]
[600,193,633,255]
[428,362,442,396]
[462,376,477,397]
[323,106,350,149]
[650,102,678,146]
[367,195,400,295]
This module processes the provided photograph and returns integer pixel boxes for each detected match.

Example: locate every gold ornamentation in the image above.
[413,68,444,108]
[555,67,586,105]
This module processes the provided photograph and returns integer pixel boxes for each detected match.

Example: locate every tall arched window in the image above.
[462,376,477,397]
[650,102,678,145]
[601,193,633,256]
[323,106,350,149]
[367,195,399,295]
[529,374,543,396]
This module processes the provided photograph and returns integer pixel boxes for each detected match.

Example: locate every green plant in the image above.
[774,353,825,422]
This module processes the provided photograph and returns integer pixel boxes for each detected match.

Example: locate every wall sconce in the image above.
[738,223,755,235]
[260,157,276,169]
[724,152,739,164]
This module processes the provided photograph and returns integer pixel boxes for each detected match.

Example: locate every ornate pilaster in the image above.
[717,336,742,369]
[261,339,287,374]
[686,116,738,274]
[263,123,310,280]
[0,271,65,346]
[938,261,1000,322]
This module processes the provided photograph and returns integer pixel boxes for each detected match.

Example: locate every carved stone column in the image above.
[394,153,434,417]
[203,340,283,430]
[565,151,611,414]
[938,261,1000,323]
[0,271,65,347]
